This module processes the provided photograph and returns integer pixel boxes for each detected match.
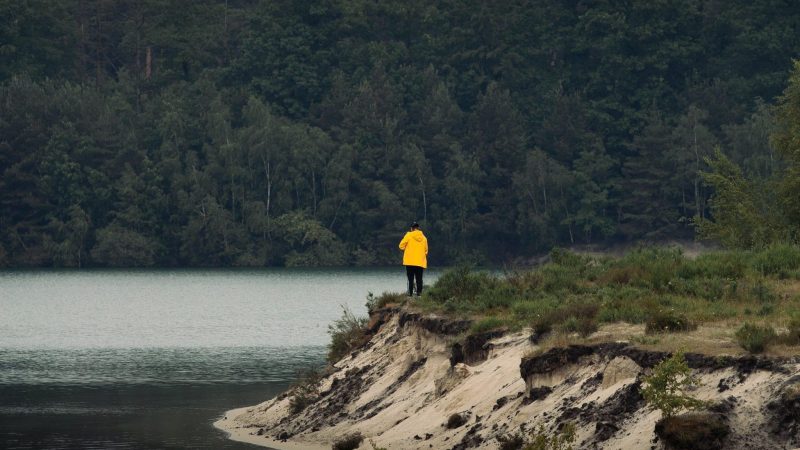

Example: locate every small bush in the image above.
[446,413,467,429]
[645,310,696,334]
[470,316,506,334]
[425,266,499,310]
[641,351,704,418]
[735,323,777,353]
[332,432,364,450]
[327,306,368,363]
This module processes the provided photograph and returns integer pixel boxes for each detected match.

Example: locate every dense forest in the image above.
[2,0,800,267]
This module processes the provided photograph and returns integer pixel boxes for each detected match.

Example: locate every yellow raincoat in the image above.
[399,230,428,268]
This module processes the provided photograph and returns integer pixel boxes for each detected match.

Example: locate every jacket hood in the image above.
[409,230,425,241]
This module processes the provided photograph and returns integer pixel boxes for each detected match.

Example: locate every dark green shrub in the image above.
[332,432,364,450]
[327,306,368,363]
[735,323,777,353]
[645,310,696,334]
[425,266,499,310]
[446,413,467,429]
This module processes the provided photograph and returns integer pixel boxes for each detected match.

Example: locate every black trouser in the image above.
[406,265,424,296]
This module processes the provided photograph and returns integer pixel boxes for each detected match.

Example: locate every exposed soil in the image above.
[217,308,800,450]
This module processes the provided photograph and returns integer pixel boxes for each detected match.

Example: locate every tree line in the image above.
[1,0,799,267]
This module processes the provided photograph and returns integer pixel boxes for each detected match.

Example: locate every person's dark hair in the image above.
[410,222,420,230]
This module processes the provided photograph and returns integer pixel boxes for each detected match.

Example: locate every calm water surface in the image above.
[0,268,438,449]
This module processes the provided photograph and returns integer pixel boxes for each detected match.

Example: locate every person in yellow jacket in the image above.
[399,222,428,296]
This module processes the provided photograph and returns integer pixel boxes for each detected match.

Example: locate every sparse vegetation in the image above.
[288,368,322,414]
[641,352,705,418]
[498,433,526,450]
[332,432,364,450]
[411,246,800,353]
[470,316,506,334]
[327,306,368,363]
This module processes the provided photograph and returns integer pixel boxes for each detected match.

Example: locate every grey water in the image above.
[0,268,438,449]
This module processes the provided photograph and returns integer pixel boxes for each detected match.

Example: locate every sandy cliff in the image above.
[215,308,800,449]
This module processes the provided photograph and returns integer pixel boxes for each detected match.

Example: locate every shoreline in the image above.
[214,407,328,450]
[215,308,800,450]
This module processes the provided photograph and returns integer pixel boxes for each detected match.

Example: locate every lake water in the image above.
[0,268,438,449]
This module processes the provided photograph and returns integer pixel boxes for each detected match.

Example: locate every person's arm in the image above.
[424,237,428,255]
[399,233,409,250]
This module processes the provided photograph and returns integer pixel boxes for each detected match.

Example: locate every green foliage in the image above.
[3,2,800,266]
[641,352,705,418]
[326,306,368,363]
[695,149,781,248]
[423,267,502,312]
[523,422,576,450]
[735,323,777,353]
